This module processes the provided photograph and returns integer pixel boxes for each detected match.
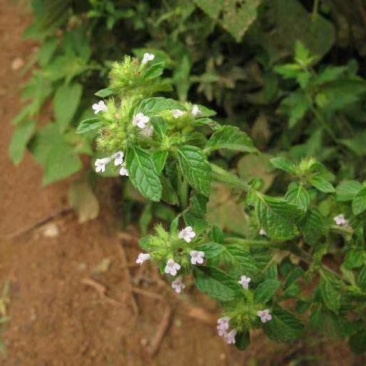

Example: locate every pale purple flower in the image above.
[238,275,251,290]
[164,259,181,276]
[333,214,348,226]
[259,228,267,236]
[142,52,155,65]
[171,277,185,294]
[92,100,108,114]
[172,109,185,119]
[133,113,150,129]
[95,157,111,173]
[136,253,151,265]
[178,226,196,243]
[191,105,201,117]
[112,151,124,166]
[257,309,272,323]
[224,329,237,344]
[217,317,230,336]
[119,163,129,176]
[190,250,205,265]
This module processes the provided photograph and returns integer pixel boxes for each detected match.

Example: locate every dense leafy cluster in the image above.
[10,0,366,353]
[79,54,366,352]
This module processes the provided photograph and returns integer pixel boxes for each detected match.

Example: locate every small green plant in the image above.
[78,53,366,352]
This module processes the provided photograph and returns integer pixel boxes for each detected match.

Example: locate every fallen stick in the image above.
[147,306,173,358]
[131,287,163,301]
[81,278,122,307]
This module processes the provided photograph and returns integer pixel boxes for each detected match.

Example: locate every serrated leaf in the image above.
[54,83,83,132]
[77,118,102,134]
[153,151,168,173]
[357,266,366,291]
[255,194,301,241]
[198,243,225,259]
[344,249,366,270]
[264,308,305,343]
[352,187,366,215]
[255,279,281,303]
[336,180,362,202]
[195,266,240,302]
[310,175,335,193]
[139,97,184,116]
[320,277,340,314]
[302,209,326,246]
[126,146,162,202]
[205,125,257,153]
[270,157,296,174]
[177,145,212,196]
[285,183,310,211]
[9,121,36,164]
[144,62,165,80]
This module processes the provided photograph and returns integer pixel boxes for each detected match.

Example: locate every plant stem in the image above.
[312,0,320,21]
[224,237,283,248]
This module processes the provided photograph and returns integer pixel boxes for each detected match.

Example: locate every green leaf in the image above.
[264,308,305,343]
[302,209,326,246]
[349,329,366,354]
[320,277,340,314]
[9,121,36,164]
[195,266,239,302]
[29,124,82,185]
[194,0,263,42]
[344,249,366,270]
[336,180,362,202]
[357,266,366,291]
[309,175,335,193]
[77,118,103,134]
[198,243,225,259]
[352,187,366,215]
[38,38,59,67]
[144,62,165,80]
[126,146,162,202]
[177,145,212,196]
[54,83,83,132]
[255,279,281,303]
[153,151,168,174]
[235,331,250,350]
[254,194,301,241]
[270,157,296,174]
[139,97,184,116]
[205,126,257,154]
[95,88,114,98]
[285,183,310,211]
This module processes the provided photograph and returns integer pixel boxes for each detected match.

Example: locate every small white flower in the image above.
[140,125,154,137]
[119,163,129,176]
[191,104,201,117]
[171,277,185,294]
[178,226,196,243]
[224,329,237,345]
[92,100,108,114]
[136,253,151,265]
[259,228,267,236]
[164,259,181,276]
[95,157,111,173]
[190,250,205,265]
[112,151,124,166]
[238,275,251,290]
[333,214,348,226]
[217,317,230,336]
[172,109,185,119]
[133,113,150,129]
[142,52,155,65]
[257,309,272,323]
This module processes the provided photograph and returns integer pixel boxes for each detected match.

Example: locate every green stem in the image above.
[312,0,320,21]
[224,237,283,248]
[211,164,250,191]
[177,167,189,209]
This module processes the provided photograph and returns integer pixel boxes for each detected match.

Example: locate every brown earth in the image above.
[0,1,365,365]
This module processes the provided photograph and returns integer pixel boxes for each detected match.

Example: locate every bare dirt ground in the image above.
[0,1,365,365]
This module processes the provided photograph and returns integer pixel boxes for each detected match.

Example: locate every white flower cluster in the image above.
[257,309,272,323]
[94,151,128,176]
[132,112,153,137]
[171,105,202,119]
[217,317,237,344]
[141,52,155,65]
[92,100,108,114]
[238,275,251,290]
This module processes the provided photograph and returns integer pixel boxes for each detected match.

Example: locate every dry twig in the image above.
[81,278,122,307]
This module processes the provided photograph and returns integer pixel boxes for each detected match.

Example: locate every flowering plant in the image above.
[78,54,366,352]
